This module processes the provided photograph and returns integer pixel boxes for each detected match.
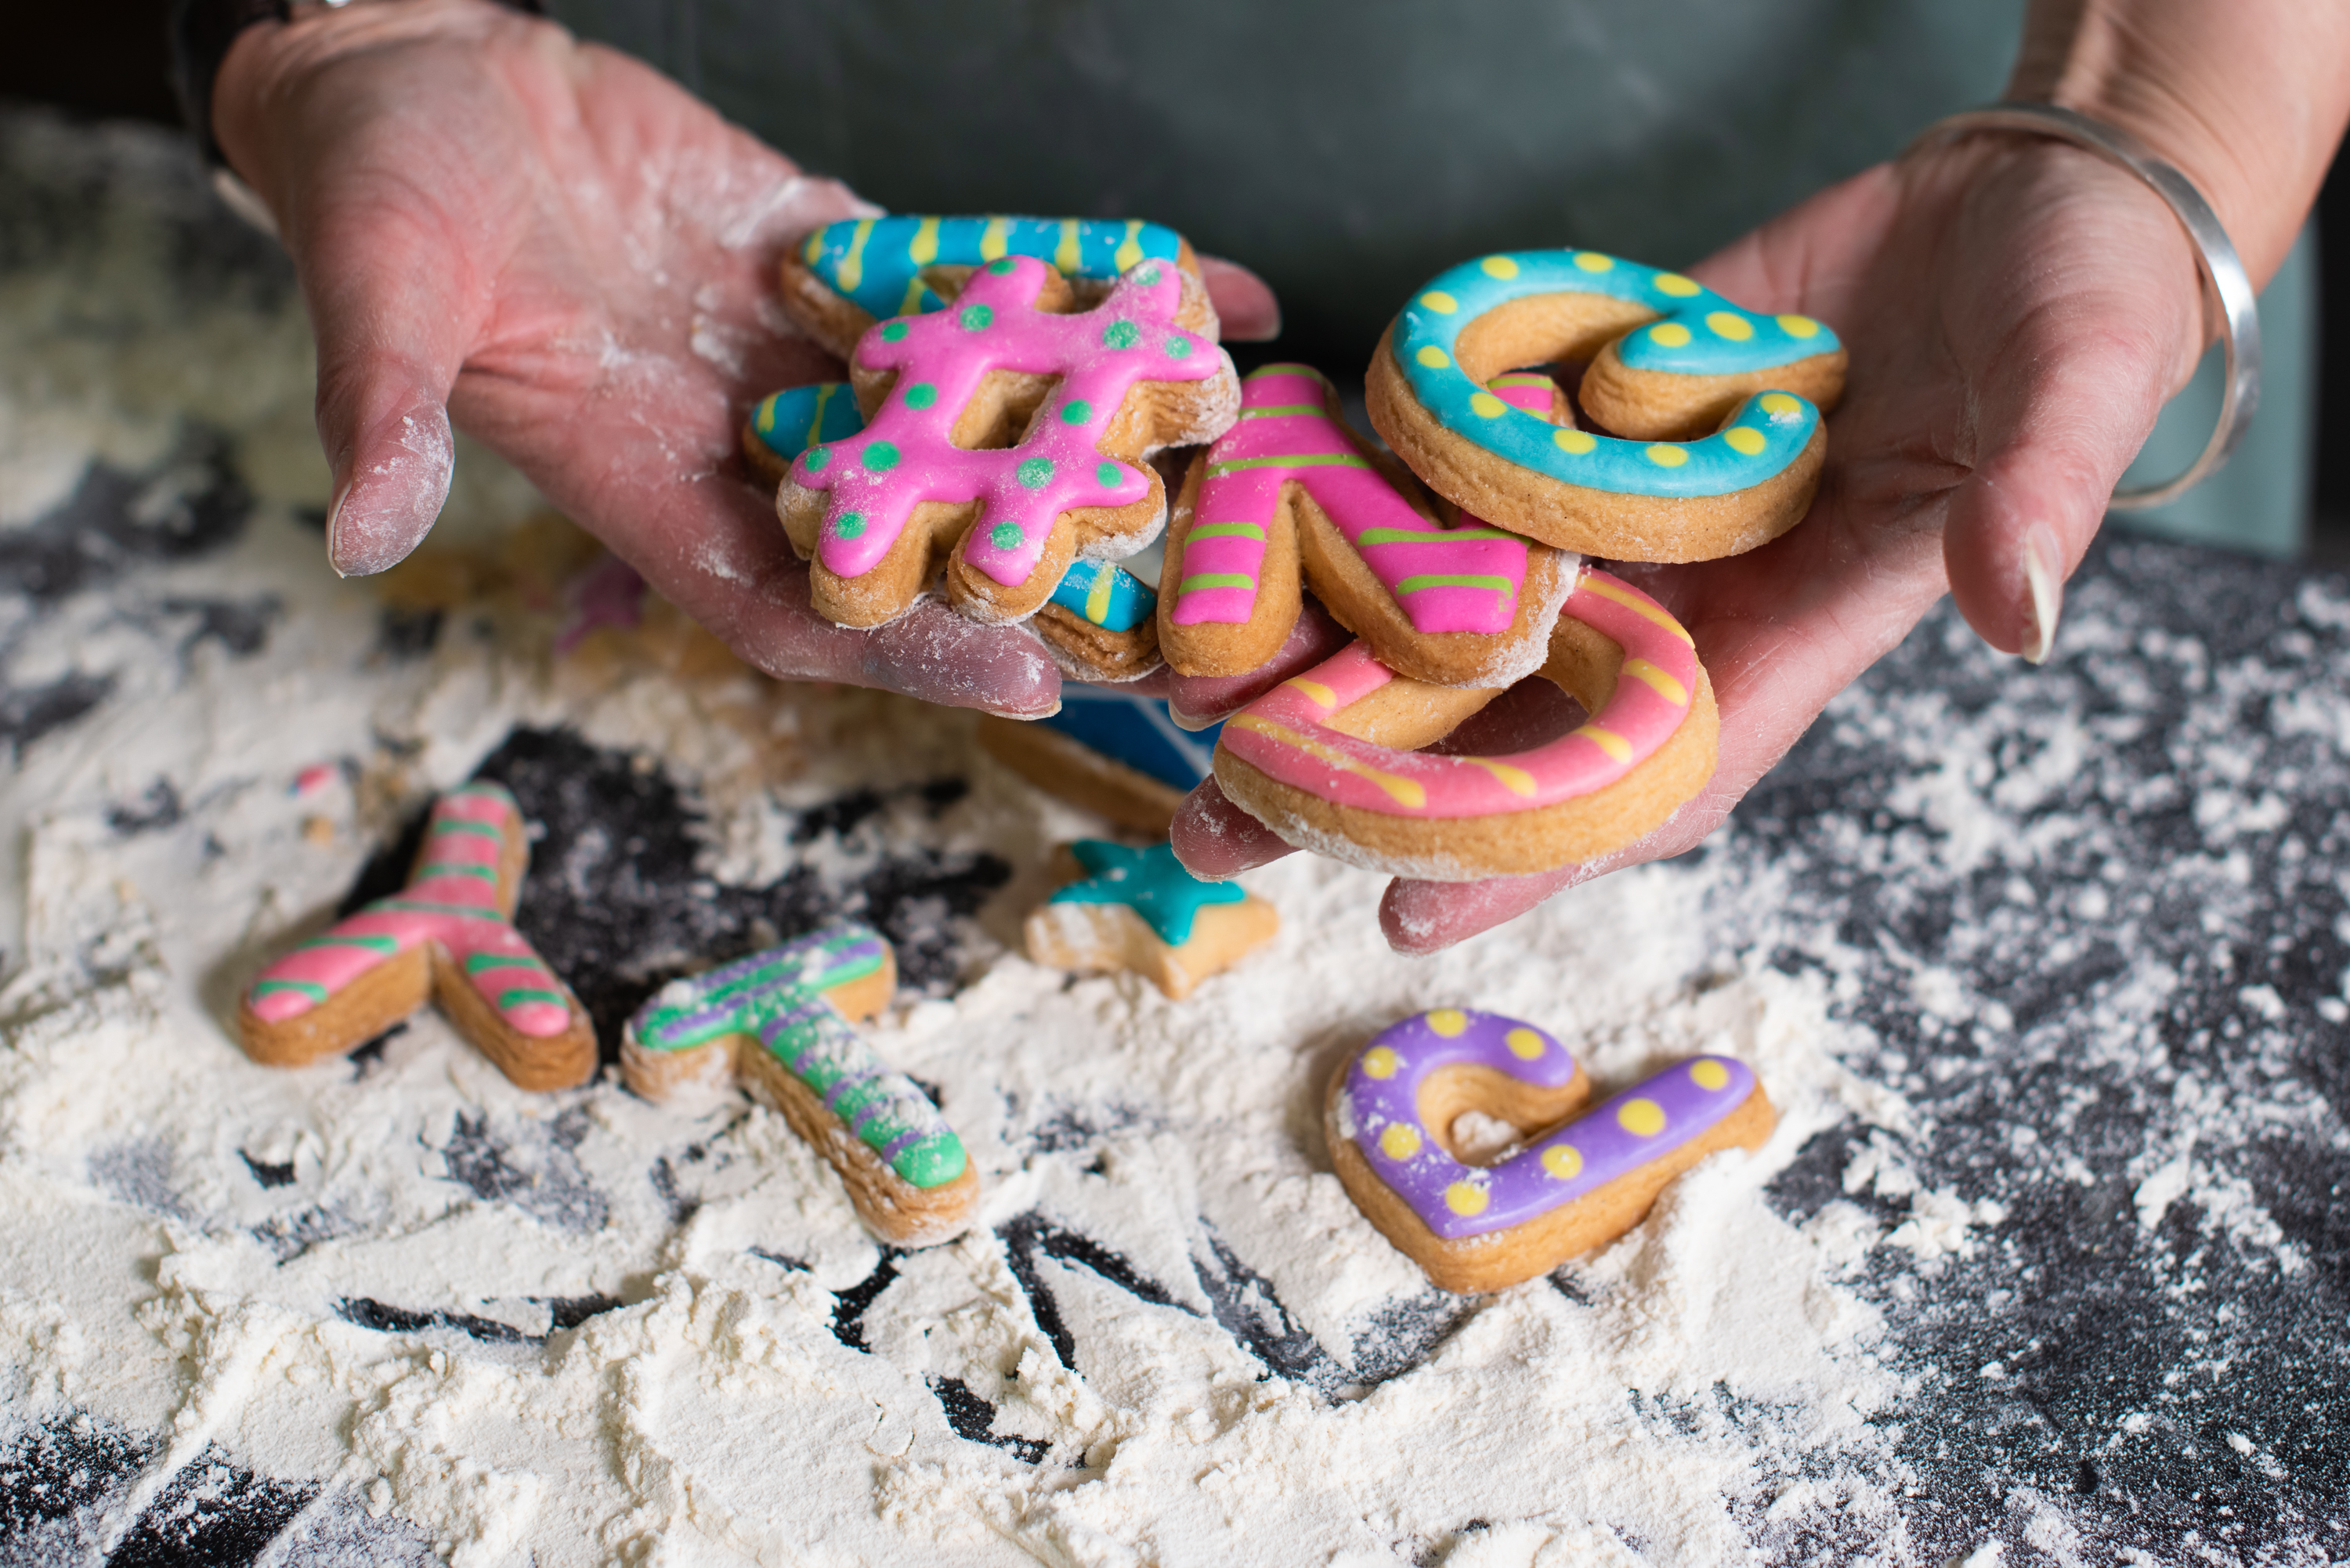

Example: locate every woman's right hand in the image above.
[213,0,1273,715]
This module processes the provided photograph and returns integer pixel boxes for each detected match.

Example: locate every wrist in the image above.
[2008,0,2350,284]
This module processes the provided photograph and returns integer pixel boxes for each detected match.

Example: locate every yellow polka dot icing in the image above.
[1506,1028,1546,1060]
[1445,1181,1490,1217]
[1542,1145,1584,1180]
[1425,1009,1469,1037]
[1362,1045,1402,1079]
[1617,1098,1667,1137]
[1691,1059,1732,1091]
[1380,1123,1423,1161]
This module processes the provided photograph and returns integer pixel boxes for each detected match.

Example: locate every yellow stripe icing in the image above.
[1578,576,1696,647]
[1229,716,1427,809]
[1575,725,1634,763]
[1619,656,1690,708]
[980,217,1010,262]
[1465,757,1538,797]
[805,383,835,448]
[1085,568,1114,623]
[1115,219,1145,271]
[1055,219,1083,275]
[897,277,927,316]
[1282,677,1338,708]
[909,216,940,266]
[837,219,873,294]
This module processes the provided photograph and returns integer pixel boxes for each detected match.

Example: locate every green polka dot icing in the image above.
[880,320,909,342]
[1394,250,1836,498]
[803,446,831,472]
[991,523,1024,551]
[987,256,1018,274]
[1017,458,1054,490]
[1102,320,1141,349]
[1165,336,1192,359]
[862,442,899,473]
[960,305,994,331]
[1061,399,1093,425]
[835,512,866,539]
[902,383,937,410]
[1096,461,1123,486]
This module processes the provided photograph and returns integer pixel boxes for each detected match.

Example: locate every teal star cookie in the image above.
[1046,840,1243,946]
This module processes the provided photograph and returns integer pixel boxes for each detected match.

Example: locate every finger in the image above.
[1380,866,1585,955]
[1170,778,1295,880]
[1198,255,1282,342]
[302,193,475,576]
[612,470,1064,717]
[1939,196,2199,659]
[1166,599,1350,728]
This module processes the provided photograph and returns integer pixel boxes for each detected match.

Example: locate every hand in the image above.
[212,0,1278,716]
[1172,133,2206,950]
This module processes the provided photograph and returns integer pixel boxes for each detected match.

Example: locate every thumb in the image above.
[303,199,474,576]
[1940,257,2195,665]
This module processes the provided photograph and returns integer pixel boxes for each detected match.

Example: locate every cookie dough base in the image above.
[1024,892,1280,1001]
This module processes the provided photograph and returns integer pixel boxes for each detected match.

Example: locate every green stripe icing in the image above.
[374,900,509,920]
[497,988,567,1010]
[1395,573,1514,595]
[416,863,497,883]
[1185,522,1267,540]
[1238,404,1324,420]
[1355,527,1519,545]
[252,979,327,1003]
[464,954,541,975]
[436,821,503,839]
[1177,573,1255,594]
[1206,453,1372,479]
[298,934,398,954]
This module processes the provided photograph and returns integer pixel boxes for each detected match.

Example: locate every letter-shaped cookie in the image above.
[1326,1009,1774,1292]
[1162,362,1574,688]
[780,215,1201,360]
[620,921,978,1246]
[239,782,596,1091]
[1213,571,1716,880]
[779,255,1238,629]
[1366,250,1846,562]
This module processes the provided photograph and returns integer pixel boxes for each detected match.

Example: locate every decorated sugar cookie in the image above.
[779,214,1203,360]
[1326,1009,1774,1293]
[621,921,978,1246]
[1365,249,1846,562]
[239,782,596,1091]
[1024,840,1277,1000]
[1213,570,1716,880]
[747,380,1162,679]
[1163,363,1574,688]
[778,255,1238,629]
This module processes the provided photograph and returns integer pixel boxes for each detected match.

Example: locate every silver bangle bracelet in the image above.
[1905,102,2260,512]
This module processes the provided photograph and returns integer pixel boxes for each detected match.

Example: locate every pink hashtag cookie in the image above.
[779,255,1238,629]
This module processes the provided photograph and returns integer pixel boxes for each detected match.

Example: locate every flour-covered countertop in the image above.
[0,108,2343,1567]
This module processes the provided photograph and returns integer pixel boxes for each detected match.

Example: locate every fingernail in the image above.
[323,480,352,580]
[2019,524,2063,665]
